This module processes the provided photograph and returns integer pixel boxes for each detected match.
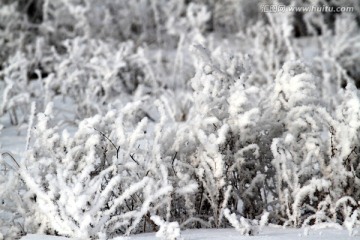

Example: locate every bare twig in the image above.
[1,152,20,169]
[94,128,120,159]
[130,153,139,165]
[344,146,357,171]
[329,126,337,158]
[171,152,177,175]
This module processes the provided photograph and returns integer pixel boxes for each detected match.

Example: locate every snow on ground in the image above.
[0,94,77,159]
[20,235,72,240]
[20,227,360,240]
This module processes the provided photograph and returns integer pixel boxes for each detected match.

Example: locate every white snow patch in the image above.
[20,227,360,240]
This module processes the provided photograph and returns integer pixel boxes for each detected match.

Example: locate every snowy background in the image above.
[1,0,360,239]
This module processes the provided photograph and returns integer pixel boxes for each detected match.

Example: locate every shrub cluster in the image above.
[1,0,360,239]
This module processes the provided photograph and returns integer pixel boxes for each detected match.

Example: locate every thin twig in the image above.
[1,152,20,168]
[171,152,177,175]
[94,128,120,159]
[344,146,357,171]
[130,153,139,165]
[329,126,337,158]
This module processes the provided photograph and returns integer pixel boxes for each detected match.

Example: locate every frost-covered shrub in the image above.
[185,45,266,227]
[0,1,29,67]
[20,101,199,238]
[269,61,360,230]
[313,14,360,90]
[237,12,297,86]
[0,0,198,125]
[223,208,257,235]
[48,38,145,118]
[17,45,269,237]
[42,0,176,44]
[23,103,159,237]
[0,35,173,124]
[151,215,183,240]
[2,0,360,238]
[0,52,32,125]
[0,151,24,239]
[0,36,55,125]
[210,0,262,34]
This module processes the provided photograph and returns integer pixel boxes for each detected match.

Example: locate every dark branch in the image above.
[1,152,20,168]
[94,128,120,159]
[172,152,177,175]
[130,153,139,165]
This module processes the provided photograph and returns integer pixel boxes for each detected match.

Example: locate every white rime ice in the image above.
[1,1,360,239]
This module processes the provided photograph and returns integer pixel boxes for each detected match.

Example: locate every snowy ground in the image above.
[20,227,360,240]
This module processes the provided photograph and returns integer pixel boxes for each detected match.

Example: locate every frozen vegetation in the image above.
[0,0,360,239]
